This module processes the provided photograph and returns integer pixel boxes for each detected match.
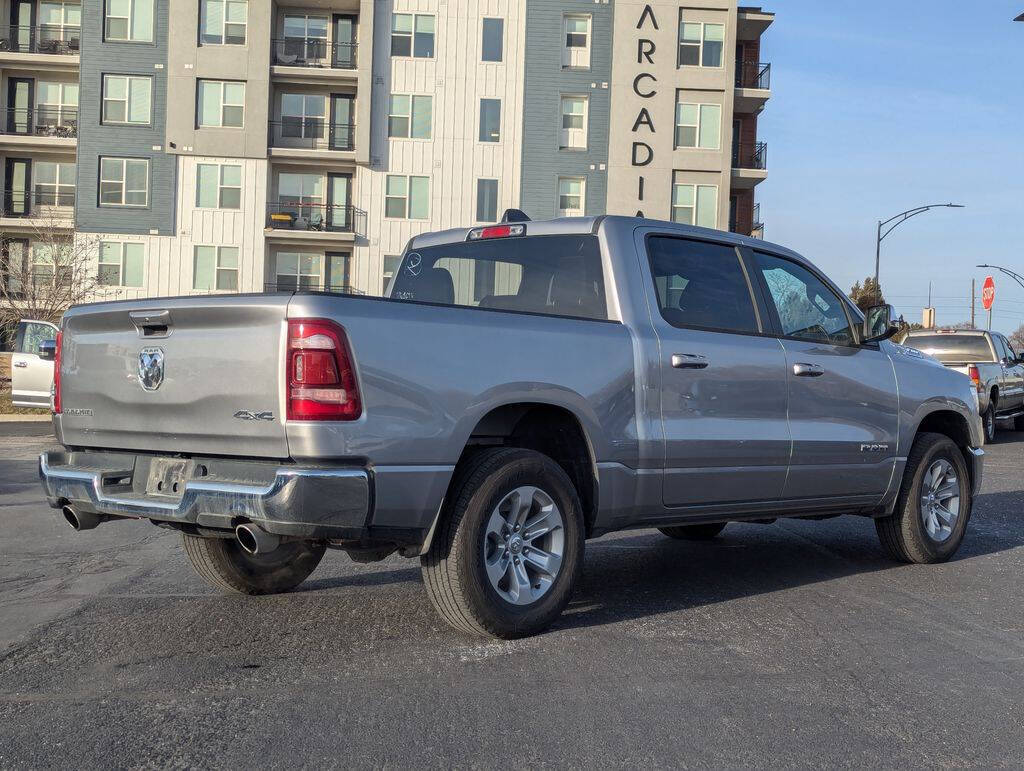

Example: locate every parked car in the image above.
[38,216,984,638]
[904,328,1024,442]
[10,319,59,409]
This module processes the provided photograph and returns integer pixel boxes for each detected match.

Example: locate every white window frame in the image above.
[193,245,239,291]
[674,101,721,150]
[33,161,75,207]
[35,81,78,127]
[196,163,242,209]
[671,182,719,228]
[479,98,501,143]
[391,13,435,59]
[98,241,144,287]
[102,74,151,125]
[382,254,402,294]
[384,174,429,220]
[276,252,324,291]
[562,14,591,69]
[677,20,726,68]
[281,92,326,140]
[559,95,588,150]
[104,0,153,42]
[197,80,245,128]
[200,0,248,46]
[98,157,149,208]
[557,176,585,217]
[388,94,432,139]
[38,1,81,43]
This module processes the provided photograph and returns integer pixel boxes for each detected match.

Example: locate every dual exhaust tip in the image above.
[62,505,280,555]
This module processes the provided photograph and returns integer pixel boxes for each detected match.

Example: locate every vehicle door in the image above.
[10,319,58,408]
[995,334,1024,411]
[641,233,791,509]
[748,249,899,501]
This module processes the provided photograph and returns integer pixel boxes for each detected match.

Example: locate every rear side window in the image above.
[755,251,855,346]
[905,334,995,363]
[390,234,607,320]
[646,236,759,334]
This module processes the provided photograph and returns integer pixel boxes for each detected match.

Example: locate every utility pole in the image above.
[971,278,976,328]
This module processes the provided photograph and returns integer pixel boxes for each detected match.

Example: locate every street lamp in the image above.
[977,264,1024,292]
[875,203,965,301]
[1016,12,1024,20]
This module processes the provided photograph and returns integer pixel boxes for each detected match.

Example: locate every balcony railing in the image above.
[268,120,354,152]
[271,37,357,69]
[735,61,770,90]
[266,202,366,235]
[0,25,80,55]
[733,141,767,170]
[3,190,76,217]
[264,281,366,295]
[0,107,78,137]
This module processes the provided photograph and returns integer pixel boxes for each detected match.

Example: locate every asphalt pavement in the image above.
[2,425,1024,768]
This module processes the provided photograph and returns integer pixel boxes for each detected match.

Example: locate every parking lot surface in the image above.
[2,426,1024,768]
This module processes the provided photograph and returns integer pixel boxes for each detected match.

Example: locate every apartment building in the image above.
[0,0,772,304]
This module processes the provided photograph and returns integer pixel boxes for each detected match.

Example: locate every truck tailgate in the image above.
[58,295,289,457]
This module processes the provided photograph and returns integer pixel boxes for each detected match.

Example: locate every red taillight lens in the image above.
[53,330,62,414]
[286,319,361,421]
[968,365,981,391]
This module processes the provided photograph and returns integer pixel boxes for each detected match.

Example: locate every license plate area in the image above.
[146,458,189,498]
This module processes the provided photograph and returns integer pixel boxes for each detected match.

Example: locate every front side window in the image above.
[34,161,75,206]
[560,96,588,149]
[678,20,725,67]
[193,245,239,291]
[196,163,241,209]
[647,236,758,333]
[105,0,153,42]
[476,179,498,222]
[481,18,503,62]
[197,80,245,128]
[388,94,432,139]
[102,75,151,125]
[563,14,591,68]
[479,98,501,142]
[200,0,247,45]
[384,175,429,219]
[391,13,434,58]
[98,241,144,287]
[674,102,721,149]
[276,252,323,291]
[671,182,717,228]
[99,157,149,207]
[558,177,585,217]
[756,252,855,346]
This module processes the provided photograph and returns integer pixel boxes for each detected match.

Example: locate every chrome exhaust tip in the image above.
[235,523,280,555]
[62,506,101,531]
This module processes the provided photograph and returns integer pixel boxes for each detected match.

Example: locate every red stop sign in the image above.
[982,276,995,310]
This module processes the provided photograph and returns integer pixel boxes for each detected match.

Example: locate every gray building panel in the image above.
[75,0,176,236]
[519,0,612,220]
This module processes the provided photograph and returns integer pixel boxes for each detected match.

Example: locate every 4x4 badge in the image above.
[233,410,275,422]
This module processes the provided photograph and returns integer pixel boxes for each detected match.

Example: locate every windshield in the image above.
[390,234,607,320]
[905,334,995,363]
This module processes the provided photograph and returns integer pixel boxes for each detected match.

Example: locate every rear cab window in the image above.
[906,334,996,363]
[390,234,608,320]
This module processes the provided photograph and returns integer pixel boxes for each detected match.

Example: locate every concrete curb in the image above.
[0,414,52,423]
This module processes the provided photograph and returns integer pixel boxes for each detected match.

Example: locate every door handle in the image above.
[793,362,824,377]
[13,361,28,368]
[671,353,709,369]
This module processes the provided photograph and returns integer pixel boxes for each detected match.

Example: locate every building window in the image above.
[197,80,245,128]
[102,75,151,125]
[674,102,721,149]
[39,1,81,44]
[671,181,718,228]
[385,175,429,219]
[391,13,434,58]
[99,157,149,207]
[281,93,325,139]
[678,21,725,68]
[276,252,323,291]
[388,94,432,139]
[34,162,75,207]
[196,163,241,209]
[563,14,591,69]
[200,0,247,46]
[98,241,144,287]
[282,14,328,63]
[104,0,153,42]
[558,177,585,217]
[193,246,239,291]
[479,98,501,142]
[560,95,588,150]
[476,179,498,222]
[36,81,78,128]
[382,255,401,294]
[481,18,503,62]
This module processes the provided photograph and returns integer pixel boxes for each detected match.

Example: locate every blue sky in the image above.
[758,1,1024,333]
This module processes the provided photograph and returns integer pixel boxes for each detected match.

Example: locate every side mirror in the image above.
[37,339,56,361]
[862,304,900,343]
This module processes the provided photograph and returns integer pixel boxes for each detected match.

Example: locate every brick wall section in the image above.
[733,113,759,167]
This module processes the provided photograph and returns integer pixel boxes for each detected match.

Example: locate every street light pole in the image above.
[977,264,1024,292]
[874,203,965,302]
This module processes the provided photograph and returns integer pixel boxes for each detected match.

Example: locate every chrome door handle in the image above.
[671,354,709,369]
[793,362,824,377]
[13,361,28,368]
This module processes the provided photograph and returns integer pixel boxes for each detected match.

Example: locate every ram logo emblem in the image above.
[138,347,165,392]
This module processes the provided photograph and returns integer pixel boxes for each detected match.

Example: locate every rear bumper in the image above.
[38,450,370,538]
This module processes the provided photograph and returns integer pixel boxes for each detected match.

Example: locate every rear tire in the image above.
[421,448,585,639]
[982,403,997,443]
[182,534,325,595]
[875,433,971,564]
[658,522,727,540]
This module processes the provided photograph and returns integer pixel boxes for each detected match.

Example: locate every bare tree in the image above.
[0,219,104,341]
[1009,324,1024,354]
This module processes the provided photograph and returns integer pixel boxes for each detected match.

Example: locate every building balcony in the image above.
[265,202,365,243]
[731,203,764,239]
[737,7,775,40]
[0,25,80,71]
[271,38,358,83]
[731,141,768,189]
[0,190,75,230]
[0,107,77,151]
[268,120,355,163]
[734,61,771,113]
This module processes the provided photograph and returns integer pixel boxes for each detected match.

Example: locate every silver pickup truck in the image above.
[904,328,1024,442]
[38,216,984,638]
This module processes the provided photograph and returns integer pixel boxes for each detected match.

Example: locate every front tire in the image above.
[421,448,585,638]
[875,433,971,564]
[182,534,325,595]
[658,522,727,540]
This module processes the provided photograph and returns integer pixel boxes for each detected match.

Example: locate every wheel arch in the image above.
[912,408,980,490]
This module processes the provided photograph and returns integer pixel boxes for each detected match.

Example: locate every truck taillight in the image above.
[286,319,361,421]
[53,330,62,414]
[968,365,981,391]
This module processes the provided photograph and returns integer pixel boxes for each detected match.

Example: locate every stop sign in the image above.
[982,276,996,310]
